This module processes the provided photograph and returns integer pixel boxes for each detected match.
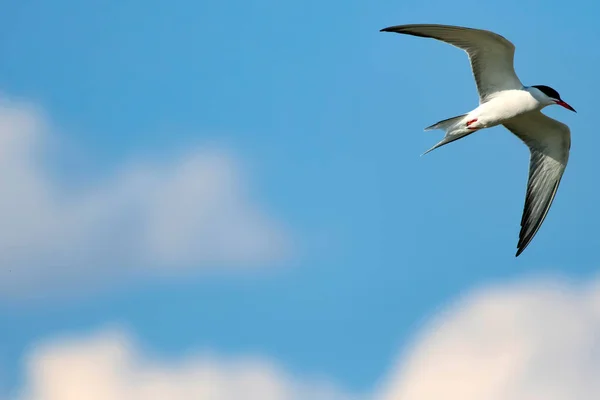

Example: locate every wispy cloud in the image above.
[0,98,288,298]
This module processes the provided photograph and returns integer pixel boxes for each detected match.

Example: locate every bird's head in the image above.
[531,85,576,112]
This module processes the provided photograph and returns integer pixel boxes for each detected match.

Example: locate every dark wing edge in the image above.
[503,113,570,257]
[515,150,565,257]
[379,24,520,101]
[379,24,515,50]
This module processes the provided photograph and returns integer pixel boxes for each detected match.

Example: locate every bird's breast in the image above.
[475,90,540,127]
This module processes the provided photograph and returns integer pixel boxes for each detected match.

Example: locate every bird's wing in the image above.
[381,24,523,102]
[502,111,571,257]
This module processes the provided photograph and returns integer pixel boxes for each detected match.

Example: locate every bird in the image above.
[380,24,576,257]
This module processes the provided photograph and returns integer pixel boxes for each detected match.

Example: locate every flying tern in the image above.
[380,24,576,257]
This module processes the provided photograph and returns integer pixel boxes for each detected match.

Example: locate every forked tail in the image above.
[424,114,467,131]
[422,113,475,156]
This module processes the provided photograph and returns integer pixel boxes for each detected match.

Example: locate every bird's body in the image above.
[380,24,576,256]
[463,89,543,129]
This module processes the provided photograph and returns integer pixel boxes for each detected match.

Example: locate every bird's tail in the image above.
[424,114,467,131]
[422,113,475,156]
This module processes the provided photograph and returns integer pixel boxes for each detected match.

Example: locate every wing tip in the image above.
[380,25,414,33]
[515,231,533,257]
[515,240,530,257]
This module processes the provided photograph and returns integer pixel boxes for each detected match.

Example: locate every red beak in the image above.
[556,100,576,112]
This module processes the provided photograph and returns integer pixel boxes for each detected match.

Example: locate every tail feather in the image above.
[424,114,467,131]
[421,133,470,156]
[422,113,475,155]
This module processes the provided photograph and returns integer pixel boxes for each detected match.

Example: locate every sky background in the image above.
[0,0,599,399]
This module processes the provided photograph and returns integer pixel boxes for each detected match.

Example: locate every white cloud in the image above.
[0,98,288,296]
[13,328,357,400]
[376,276,600,400]
[8,276,600,400]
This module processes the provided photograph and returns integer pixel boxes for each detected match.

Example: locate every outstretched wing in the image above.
[503,111,571,257]
[381,24,523,102]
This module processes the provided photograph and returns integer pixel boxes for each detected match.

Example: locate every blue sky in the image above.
[0,0,599,398]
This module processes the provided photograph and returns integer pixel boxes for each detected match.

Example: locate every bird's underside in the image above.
[381,23,572,256]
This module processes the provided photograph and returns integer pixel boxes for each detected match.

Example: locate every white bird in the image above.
[380,24,576,257]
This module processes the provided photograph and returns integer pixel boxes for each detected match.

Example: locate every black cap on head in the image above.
[532,85,561,100]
